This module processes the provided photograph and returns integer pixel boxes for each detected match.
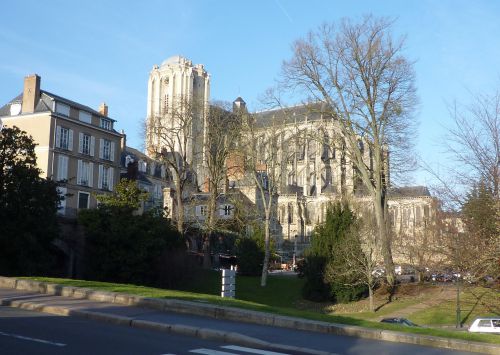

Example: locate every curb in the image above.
[1,277,498,354]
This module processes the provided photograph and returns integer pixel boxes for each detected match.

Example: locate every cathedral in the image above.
[145,56,434,261]
[145,55,210,185]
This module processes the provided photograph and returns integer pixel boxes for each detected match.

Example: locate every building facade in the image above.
[120,134,170,214]
[0,74,122,217]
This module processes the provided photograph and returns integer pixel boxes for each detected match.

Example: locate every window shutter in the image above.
[78,133,83,154]
[57,155,63,180]
[58,155,68,180]
[219,206,225,216]
[110,142,115,162]
[108,167,114,191]
[99,139,104,159]
[55,126,61,148]
[68,129,73,151]
[88,163,94,187]
[90,136,95,156]
[195,206,201,217]
[77,160,82,185]
[98,165,103,189]
[63,156,68,180]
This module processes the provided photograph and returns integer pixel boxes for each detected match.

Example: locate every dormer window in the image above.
[125,155,134,167]
[9,103,21,116]
[56,102,70,116]
[138,160,147,172]
[220,204,233,217]
[79,110,92,124]
[100,118,112,130]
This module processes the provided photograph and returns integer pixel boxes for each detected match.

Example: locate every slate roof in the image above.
[254,102,335,128]
[280,185,304,195]
[43,90,117,122]
[388,186,431,198]
[0,90,116,122]
[121,146,167,185]
[0,94,23,116]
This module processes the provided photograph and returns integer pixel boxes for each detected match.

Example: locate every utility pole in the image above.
[456,276,461,328]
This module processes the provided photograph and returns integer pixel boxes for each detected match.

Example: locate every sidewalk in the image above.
[0,277,498,354]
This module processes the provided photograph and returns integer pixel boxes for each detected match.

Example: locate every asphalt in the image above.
[0,306,270,355]
[0,277,498,354]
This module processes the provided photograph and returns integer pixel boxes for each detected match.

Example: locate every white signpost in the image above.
[221,266,236,298]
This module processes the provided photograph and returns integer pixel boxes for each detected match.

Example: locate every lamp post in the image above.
[293,234,298,268]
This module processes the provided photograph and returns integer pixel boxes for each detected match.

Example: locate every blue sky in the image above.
[1,0,499,186]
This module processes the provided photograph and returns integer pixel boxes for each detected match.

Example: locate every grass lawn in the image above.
[410,285,500,326]
[176,269,305,309]
[23,275,500,345]
[340,298,424,320]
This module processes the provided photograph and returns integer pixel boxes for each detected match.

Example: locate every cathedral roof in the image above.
[388,186,431,198]
[254,102,333,128]
[161,55,189,67]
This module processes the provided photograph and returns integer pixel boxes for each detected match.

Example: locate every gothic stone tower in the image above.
[146,55,210,185]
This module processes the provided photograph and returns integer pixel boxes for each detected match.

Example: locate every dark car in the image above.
[380,318,419,327]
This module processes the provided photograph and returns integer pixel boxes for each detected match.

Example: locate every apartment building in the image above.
[0,74,122,217]
[120,136,170,213]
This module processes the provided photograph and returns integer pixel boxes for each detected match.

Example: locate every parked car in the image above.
[372,266,386,278]
[468,317,500,334]
[380,318,419,327]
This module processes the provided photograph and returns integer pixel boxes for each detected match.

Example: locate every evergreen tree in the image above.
[0,126,60,275]
[95,178,149,211]
[303,201,368,302]
[79,179,184,285]
[460,182,500,277]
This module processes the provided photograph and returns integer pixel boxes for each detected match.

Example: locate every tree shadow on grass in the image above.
[461,288,500,326]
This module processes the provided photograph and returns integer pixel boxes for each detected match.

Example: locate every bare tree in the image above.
[427,89,500,279]
[281,16,418,289]
[200,102,242,268]
[204,102,242,232]
[146,97,201,234]
[444,92,500,201]
[240,111,288,287]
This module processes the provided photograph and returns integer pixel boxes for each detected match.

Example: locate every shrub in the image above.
[235,237,264,276]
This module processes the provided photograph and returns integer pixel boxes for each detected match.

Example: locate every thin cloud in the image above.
[274,0,293,23]
[0,29,80,60]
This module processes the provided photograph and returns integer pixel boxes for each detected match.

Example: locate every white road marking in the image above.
[0,330,66,347]
[221,345,290,355]
[189,349,237,355]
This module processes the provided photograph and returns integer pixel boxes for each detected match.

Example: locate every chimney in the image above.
[99,102,108,117]
[22,74,41,114]
[120,129,126,150]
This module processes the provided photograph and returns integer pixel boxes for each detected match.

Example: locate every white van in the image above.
[468,317,500,334]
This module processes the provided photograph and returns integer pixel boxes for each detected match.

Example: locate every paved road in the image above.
[0,306,301,355]
[0,288,476,355]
